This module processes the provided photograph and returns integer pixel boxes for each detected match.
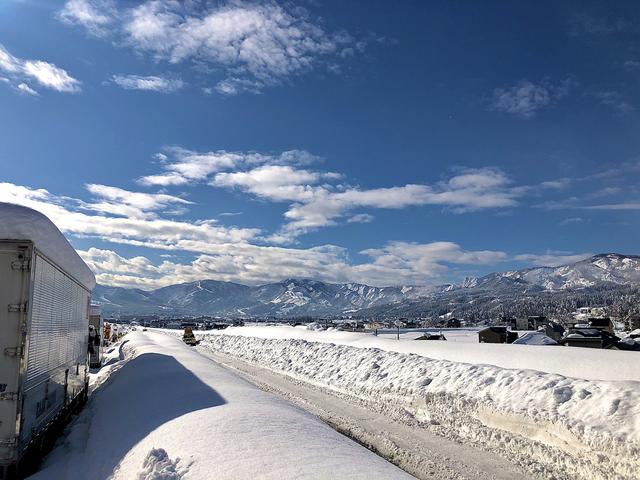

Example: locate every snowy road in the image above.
[201,348,533,480]
[31,331,413,480]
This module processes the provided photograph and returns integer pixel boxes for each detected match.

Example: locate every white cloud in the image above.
[140,146,527,242]
[592,91,634,114]
[79,240,512,289]
[273,168,519,241]
[212,165,339,203]
[22,60,82,93]
[0,44,81,94]
[1,180,588,289]
[214,77,263,95]
[559,217,585,226]
[57,0,357,94]
[0,182,259,253]
[491,79,570,119]
[347,213,374,224]
[514,251,593,267]
[582,203,640,210]
[623,60,640,70]
[111,74,184,93]
[139,148,320,186]
[57,0,117,37]
[356,241,509,285]
[17,83,38,96]
[83,183,193,218]
[569,13,631,36]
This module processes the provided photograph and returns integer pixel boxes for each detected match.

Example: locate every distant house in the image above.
[560,328,619,349]
[364,321,383,331]
[544,322,566,342]
[527,316,546,330]
[446,318,461,328]
[510,318,529,330]
[478,326,518,344]
[587,317,614,334]
[415,333,447,341]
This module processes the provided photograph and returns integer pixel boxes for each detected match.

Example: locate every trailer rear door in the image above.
[0,242,31,464]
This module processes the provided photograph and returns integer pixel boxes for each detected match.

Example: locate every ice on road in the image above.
[30,331,413,480]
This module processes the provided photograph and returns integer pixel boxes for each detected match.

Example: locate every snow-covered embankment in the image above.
[196,328,640,480]
[30,332,412,480]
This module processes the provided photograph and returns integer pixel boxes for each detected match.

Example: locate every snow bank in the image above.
[0,202,95,290]
[197,332,640,480]
[193,325,640,381]
[30,332,411,480]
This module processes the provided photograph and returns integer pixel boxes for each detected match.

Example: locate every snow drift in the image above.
[30,332,411,480]
[196,328,640,480]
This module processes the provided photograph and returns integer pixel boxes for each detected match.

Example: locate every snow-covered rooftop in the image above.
[0,202,95,290]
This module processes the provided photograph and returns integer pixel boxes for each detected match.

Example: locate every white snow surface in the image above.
[0,202,95,290]
[30,331,412,480]
[194,325,640,382]
[193,328,640,479]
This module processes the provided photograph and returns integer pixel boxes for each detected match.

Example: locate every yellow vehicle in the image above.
[183,327,198,346]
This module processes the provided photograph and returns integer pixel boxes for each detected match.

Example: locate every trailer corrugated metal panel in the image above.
[19,251,90,449]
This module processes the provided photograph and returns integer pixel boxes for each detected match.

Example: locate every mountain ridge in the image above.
[93,253,640,317]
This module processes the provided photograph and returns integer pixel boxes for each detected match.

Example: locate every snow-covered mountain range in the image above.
[93,253,640,317]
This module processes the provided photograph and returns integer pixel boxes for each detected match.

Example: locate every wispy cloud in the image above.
[17,82,38,96]
[273,168,520,242]
[569,13,631,36]
[347,213,374,224]
[139,146,578,243]
[491,79,571,119]
[0,44,81,94]
[58,0,360,94]
[1,179,597,288]
[559,217,586,226]
[1,180,519,288]
[623,60,640,70]
[57,0,117,37]
[0,182,258,253]
[82,184,193,218]
[514,251,593,267]
[591,90,634,114]
[583,203,640,211]
[138,148,320,187]
[111,74,184,93]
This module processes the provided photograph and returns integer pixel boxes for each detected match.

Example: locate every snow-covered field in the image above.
[195,325,640,381]
[30,331,412,480]
[189,326,640,480]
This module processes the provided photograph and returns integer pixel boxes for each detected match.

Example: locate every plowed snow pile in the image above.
[30,332,412,480]
[197,329,640,480]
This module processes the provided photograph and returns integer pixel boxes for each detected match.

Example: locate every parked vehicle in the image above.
[88,305,103,369]
[0,203,96,478]
[183,327,198,346]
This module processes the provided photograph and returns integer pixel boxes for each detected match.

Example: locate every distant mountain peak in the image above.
[93,253,640,317]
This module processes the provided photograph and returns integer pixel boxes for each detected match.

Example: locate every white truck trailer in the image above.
[0,203,96,478]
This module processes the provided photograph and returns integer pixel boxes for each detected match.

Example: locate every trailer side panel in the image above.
[19,250,90,455]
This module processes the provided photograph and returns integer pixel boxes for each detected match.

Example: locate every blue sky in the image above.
[1,0,639,289]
